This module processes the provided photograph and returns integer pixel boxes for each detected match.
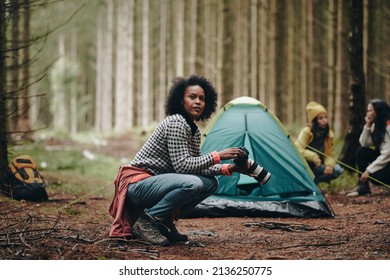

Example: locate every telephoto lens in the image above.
[233,146,272,185]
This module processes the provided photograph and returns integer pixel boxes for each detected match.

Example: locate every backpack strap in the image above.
[12,155,37,169]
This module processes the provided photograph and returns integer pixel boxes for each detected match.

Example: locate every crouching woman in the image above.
[109,74,247,246]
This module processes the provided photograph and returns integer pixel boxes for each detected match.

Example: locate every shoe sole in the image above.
[159,225,188,243]
[346,191,371,197]
[346,191,359,197]
[166,234,188,243]
[132,224,170,246]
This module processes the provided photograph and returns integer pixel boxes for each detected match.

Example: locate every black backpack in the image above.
[7,155,48,201]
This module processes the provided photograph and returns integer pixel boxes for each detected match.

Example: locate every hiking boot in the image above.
[159,218,188,243]
[346,179,371,197]
[132,213,169,246]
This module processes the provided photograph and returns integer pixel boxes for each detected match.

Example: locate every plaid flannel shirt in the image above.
[130,114,227,176]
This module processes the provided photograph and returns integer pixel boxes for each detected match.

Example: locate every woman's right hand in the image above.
[314,157,322,168]
[218,147,245,161]
[365,115,373,128]
[228,164,249,174]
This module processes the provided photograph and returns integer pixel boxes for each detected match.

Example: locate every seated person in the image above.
[347,99,390,196]
[295,101,343,184]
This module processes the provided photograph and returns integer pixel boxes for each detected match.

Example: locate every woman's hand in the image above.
[228,164,249,174]
[313,157,322,168]
[365,115,373,128]
[361,170,370,183]
[324,165,333,175]
[218,147,245,161]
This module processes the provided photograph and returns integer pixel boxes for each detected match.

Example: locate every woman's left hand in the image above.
[324,166,333,175]
[361,170,370,182]
[218,148,245,161]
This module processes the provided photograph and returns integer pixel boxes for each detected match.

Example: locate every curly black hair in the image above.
[165,74,218,121]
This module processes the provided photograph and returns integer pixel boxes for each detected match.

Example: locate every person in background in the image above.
[108,74,248,246]
[295,101,343,184]
[347,99,390,196]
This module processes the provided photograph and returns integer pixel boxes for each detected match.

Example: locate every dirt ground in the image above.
[1,135,389,260]
[1,185,389,260]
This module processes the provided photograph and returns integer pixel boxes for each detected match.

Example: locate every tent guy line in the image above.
[306,145,389,188]
[56,181,113,213]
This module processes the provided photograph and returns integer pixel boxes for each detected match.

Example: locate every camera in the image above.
[233,146,271,185]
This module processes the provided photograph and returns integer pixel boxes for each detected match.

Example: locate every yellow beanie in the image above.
[306,101,327,122]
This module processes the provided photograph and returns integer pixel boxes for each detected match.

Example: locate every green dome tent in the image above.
[184,96,334,218]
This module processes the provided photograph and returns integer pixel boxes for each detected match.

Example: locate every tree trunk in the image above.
[221,0,234,106]
[52,2,67,132]
[175,0,184,76]
[95,4,104,131]
[233,1,240,99]
[188,0,197,75]
[9,1,19,134]
[274,0,285,119]
[385,1,390,101]
[286,1,294,124]
[204,0,215,80]
[334,0,346,137]
[127,0,135,128]
[18,0,31,137]
[102,0,113,132]
[300,0,308,125]
[268,0,276,112]
[363,0,368,98]
[307,0,314,101]
[327,0,336,126]
[340,0,366,168]
[195,0,204,76]
[234,1,248,99]
[0,0,9,174]
[250,0,257,99]
[141,0,150,129]
[159,0,168,121]
[366,0,388,102]
[115,0,129,132]
[333,0,348,137]
[70,28,77,135]
[215,0,223,104]
[241,1,249,99]
[258,0,268,104]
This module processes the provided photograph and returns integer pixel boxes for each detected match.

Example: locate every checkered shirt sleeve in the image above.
[130,114,224,176]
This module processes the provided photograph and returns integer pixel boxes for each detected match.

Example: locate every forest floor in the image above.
[1,134,390,260]
[1,185,389,260]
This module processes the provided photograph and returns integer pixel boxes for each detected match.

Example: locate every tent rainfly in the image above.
[182,96,334,218]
